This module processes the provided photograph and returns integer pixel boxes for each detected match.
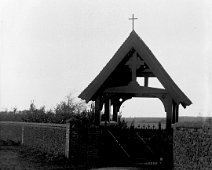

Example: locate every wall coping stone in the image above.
[0,121,66,129]
[172,121,212,129]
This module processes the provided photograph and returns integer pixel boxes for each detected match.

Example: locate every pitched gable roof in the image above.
[79,31,192,108]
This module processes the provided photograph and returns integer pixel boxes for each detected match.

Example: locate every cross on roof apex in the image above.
[129,14,138,31]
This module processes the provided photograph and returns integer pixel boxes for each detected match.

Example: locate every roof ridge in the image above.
[79,31,192,107]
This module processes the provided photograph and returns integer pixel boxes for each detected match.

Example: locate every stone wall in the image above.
[0,121,101,166]
[173,122,212,170]
[69,126,101,167]
[0,121,67,156]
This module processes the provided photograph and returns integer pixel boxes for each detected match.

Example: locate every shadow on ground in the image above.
[0,140,78,170]
[0,140,140,170]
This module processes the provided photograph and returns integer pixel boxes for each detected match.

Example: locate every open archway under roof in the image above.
[79,30,192,130]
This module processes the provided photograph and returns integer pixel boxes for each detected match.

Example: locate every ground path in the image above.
[0,145,138,170]
[0,146,39,170]
[0,145,74,170]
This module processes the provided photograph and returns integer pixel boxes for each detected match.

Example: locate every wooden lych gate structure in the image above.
[79,30,192,130]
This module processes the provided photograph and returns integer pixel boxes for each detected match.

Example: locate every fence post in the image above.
[65,121,71,158]
[21,125,24,145]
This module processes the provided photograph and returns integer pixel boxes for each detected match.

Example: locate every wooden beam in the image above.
[144,77,148,87]
[176,104,179,122]
[105,99,111,122]
[160,94,172,130]
[95,97,101,125]
[112,105,118,122]
[137,72,155,77]
[166,101,172,130]
[105,85,167,96]
[172,102,176,124]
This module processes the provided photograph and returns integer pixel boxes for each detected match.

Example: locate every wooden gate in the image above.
[99,125,173,169]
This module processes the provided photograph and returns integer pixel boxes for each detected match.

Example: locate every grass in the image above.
[0,140,87,170]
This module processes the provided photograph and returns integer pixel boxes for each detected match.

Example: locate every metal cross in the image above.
[129,14,138,30]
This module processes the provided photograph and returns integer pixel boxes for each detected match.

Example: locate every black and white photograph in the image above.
[0,0,212,169]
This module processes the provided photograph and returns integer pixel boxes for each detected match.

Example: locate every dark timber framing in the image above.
[79,30,192,130]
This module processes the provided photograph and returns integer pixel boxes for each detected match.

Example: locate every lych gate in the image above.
[79,30,192,130]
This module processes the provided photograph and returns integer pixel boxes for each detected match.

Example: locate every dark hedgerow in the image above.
[0,94,89,124]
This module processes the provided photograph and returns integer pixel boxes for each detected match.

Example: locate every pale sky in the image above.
[0,0,212,117]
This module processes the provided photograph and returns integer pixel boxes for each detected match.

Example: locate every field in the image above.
[122,116,212,129]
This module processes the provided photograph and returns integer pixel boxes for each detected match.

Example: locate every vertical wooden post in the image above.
[95,97,101,125]
[172,102,176,124]
[112,104,118,122]
[144,76,149,87]
[166,107,172,130]
[105,99,111,122]
[176,104,179,122]
[162,95,172,130]
[158,122,161,130]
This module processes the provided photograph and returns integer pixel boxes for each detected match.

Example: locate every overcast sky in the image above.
[1,0,212,117]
